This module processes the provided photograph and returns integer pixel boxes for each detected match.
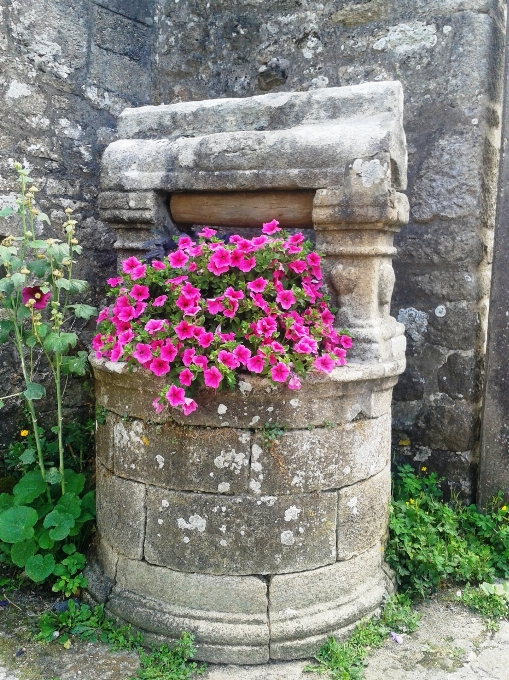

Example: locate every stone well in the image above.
[86,81,409,664]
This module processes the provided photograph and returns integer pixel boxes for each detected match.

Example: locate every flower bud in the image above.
[65,207,73,215]
[20,267,30,275]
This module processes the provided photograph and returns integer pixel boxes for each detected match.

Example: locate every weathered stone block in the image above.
[109,412,250,494]
[144,488,337,575]
[269,546,387,660]
[250,414,391,495]
[96,416,114,471]
[337,465,391,560]
[97,537,119,581]
[92,5,150,62]
[96,464,146,560]
[438,352,476,400]
[88,44,150,102]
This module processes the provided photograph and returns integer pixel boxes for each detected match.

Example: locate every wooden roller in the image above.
[170,190,315,229]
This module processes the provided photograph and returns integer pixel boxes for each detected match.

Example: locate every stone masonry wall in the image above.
[0,0,156,445]
[152,0,506,500]
[1,0,506,499]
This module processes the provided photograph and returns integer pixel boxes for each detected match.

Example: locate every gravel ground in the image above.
[0,590,507,680]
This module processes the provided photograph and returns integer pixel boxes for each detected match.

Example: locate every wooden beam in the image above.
[170,190,315,229]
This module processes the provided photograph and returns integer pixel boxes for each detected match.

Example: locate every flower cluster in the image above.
[94,220,352,416]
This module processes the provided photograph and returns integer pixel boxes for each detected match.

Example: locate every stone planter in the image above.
[87,355,402,663]
[87,80,409,664]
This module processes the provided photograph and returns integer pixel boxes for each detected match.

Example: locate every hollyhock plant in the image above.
[95,219,352,416]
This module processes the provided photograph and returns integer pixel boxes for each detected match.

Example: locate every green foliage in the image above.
[35,601,205,679]
[261,422,285,449]
[459,583,509,631]
[386,465,509,598]
[306,594,420,679]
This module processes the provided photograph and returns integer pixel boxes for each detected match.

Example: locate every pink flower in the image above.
[188,262,197,272]
[208,247,231,275]
[197,331,214,348]
[133,343,152,363]
[255,316,278,338]
[175,320,195,340]
[166,275,188,287]
[307,252,321,267]
[333,347,347,365]
[321,309,335,326]
[237,256,256,272]
[145,319,166,335]
[250,293,270,314]
[204,366,223,389]
[270,341,284,353]
[262,219,281,235]
[230,249,246,267]
[181,283,200,298]
[97,308,110,322]
[153,295,167,307]
[130,284,150,301]
[92,334,104,350]
[271,362,290,382]
[276,289,296,310]
[233,344,251,365]
[223,299,239,318]
[340,335,353,349]
[118,329,134,345]
[182,348,196,366]
[152,398,165,414]
[122,256,142,274]
[288,233,304,245]
[207,297,224,315]
[160,342,178,362]
[130,264,147,281]
[198,227,217,238]
[178,236,194,249]
[182,398,198,416]
[176,295,200,316]
[193,355,209,369]
[314,355,335,373]
[179,368,194,386]
[294,336,318,354]
[188,245,203,257]
[218,350,240,370]
[107,276,123,286]
[247,277,268,293]
[166,384,186,407]
[218,332,235,342]
[21,286,51,310]
[117,305,136,322]
[252,235,268,248]
[151,260,166,270]
[110,343,123,362]
[169,250,189,268]
[288,260,307,274]
[133,301,147,318]
[149,357,171,376]
[247,355,265,373]
[286,244,303,255]
[288,374,302,390]
[224,286,244,301]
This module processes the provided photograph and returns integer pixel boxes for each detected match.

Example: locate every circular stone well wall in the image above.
[85,356,401,664]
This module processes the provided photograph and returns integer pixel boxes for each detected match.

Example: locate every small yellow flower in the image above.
[20,430,29,437]
[421,466,427,472]
[409,498,415,504]
[502,506,507,512]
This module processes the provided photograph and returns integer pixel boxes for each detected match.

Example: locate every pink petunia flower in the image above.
[271,362,290,382]
[233,344,251,365]
[169,250,189,268]
[97,308,110,322]
[307,252,321,267]
[182,348,196,366]
[179,368,194,386]
[339,335,353,349]
[217,350,240,370]
[153,295,167,307]
[288,260,307,274]
[247,277,268,293]
[107,276,123,286]
[166,275,188,288]
[204,366,223,389]
[152,398,165,414]
[133,343,152,363]
[92,334,104,350]
[178,236,194,249]
[151,260,166,270]
[314,355,335,373]
[130,284,150,301]
[122,256,142,274]
[182,398,198,416]
[255,316,278,338]
[149,357,171,376]
[224,286,244,301]
[130,264,147,281]
[110,343,123,361]
[223,299,239,318]
[197,331,214,348]
[117,305,136,322]
[262,219,281,235]
[237,256,256,272]
[118,329,134,345]
[193,355,209,369]
[160,342,178,362]
[276,289,296,310]
[251,235,268,248]
[207,297,225,315]
[188,262,197,272]
[288,374,302,390]
[197,227,217,238]
[175,320,195,340]
[176,294,200,316]
[246,355,265,373]
[145,319,166,335]
[294,336,318,354]
[166,384,186,407]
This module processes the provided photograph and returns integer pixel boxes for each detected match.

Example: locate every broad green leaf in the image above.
[23,382,46,401]
[25,335,37,348]
[64,470,85,496]
[28,240,49,250]
[43,332,77,354]
[67,279,88,294]
[57,493,82,519]
[43,509,75,541]
[62,543,76,555]
[0,400,4,410]
[72,244,83,255]
[19,448,36,465]
[61,352,88,376]
[27,259,50,277]
[0,320,14,343]
[0,245,17,262]
[80,490,96,520]
[13,470,47,504]
[44,467,61,485]
[25,553,55,582]
[37,529,55,550]
[10,272,26,288]
[36,212,50,225]
[0,207,14,218]
[0,494,14,513]
[16,305,31,320]
[10,538,37,567]
[36,323,49,339]
[69,304,98,320]
[0,278,14,294]
[56,278,71,290]
[0,506,38,542]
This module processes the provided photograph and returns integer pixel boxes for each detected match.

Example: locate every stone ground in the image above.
[0,590,507,680]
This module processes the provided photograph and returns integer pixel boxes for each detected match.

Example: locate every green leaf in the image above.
[43,509,75,541]
[67,279,88,294]
[25,335,37,348]
[11,539,37,567]
[69,304,98,320]
[61,351,88,376]
[28,240,49,250]
[43,332,77,354]
[10,272,26,288]
[56,278,71,290]
[0,245,16,262]
[23,382,46,401]
[37,529,55,550]
[0,320,14,343]
[27,259,50,277]
[0,278,14,294]
[16,305,31,320]
[0,400,3,410]
[0,207,14,218]
[44,467,61,485]
[57,493,82,519]
[0,494,14,513]
[36,212,50,225]
[62,543,76,555]
[25,553,55,582]
[13,470,47,504]
[64,470,85,496]
[19,448,36,465]
[0,506,38,542]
